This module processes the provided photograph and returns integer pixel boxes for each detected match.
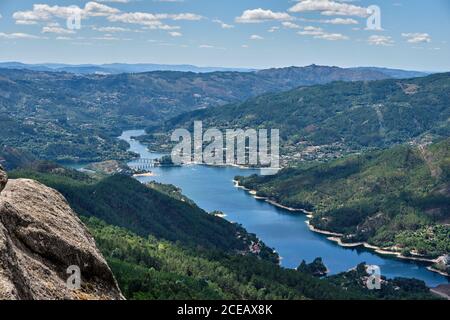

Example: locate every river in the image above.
[119,129,449,287]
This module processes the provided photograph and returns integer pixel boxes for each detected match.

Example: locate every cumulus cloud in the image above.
[289,0,369,17]
[42,26,75,34]
[282,21,301,29]
[298,26,348,40]
[13,2,120,24]
[321,17,358,25]
[368,35,394,46]
[316,33,349,40]
[107,12,201,30]
[250,34,264,40]
[12,2,202,33]
[236,8,293,23]
[213,19,234,29]
[402,33,431,43]
[168,31,182,37]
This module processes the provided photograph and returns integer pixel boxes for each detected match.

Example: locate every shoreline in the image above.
[233,179,449,279]
[233,180,306,213]
[132,172,156,177]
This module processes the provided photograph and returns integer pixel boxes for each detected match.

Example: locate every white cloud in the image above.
[236,8,293,23]
[107,12,201,30]
[13,2,202,33]
[402,33,431,43]
[289,0,369,17]
[368,35,394,46]
[298,26,348,40]
[268,26,280,33]
[13,2,120,24]
[93,26,131,32]
[298,26,324,36]
[282,21,301,29]
[0,32,42,39]
[42,26,75,34]
[250,34,264,40]
[168,31,182,37]
[213,19,234,29]
[321,18,358,25]
[316,33,348,40]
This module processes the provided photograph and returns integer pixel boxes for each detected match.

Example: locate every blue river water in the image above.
[119,129,449,287]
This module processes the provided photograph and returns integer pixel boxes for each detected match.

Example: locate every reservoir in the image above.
[120,129,449,287]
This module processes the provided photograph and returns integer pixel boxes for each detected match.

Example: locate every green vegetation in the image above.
[84,217,437,300]
[0,66,389,163]
[10,168,276,257]
[236,139,450,259]
[11,166,439,300]
[157,73,450,162]
[297,258,328,277]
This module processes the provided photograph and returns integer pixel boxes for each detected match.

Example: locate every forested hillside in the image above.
[9,166,438,300]
[9,167,276,258]
[0,65,392,163]
[236,138,450,261]
[157,73,450,162]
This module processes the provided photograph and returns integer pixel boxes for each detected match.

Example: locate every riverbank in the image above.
[233,180,306,213]
[233,179,449,279]
[132,172,156,177]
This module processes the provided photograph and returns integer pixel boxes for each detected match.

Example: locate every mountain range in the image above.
[0,64,415,164]
[0,62,429,78]
[158,72,450,162]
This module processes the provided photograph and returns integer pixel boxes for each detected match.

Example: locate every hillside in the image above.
[9,167,275,258]
[157,72,450,163]
[236,138,450,265]
[85,217,436,300]
[8,165,438,300]
[0,65,392,163]
[7,168,436,300]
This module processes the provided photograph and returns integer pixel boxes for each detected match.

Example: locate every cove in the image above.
[119,129,449,287]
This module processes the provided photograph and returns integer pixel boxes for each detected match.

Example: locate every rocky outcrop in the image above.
[0,166,6,194]
[0,166,123,300]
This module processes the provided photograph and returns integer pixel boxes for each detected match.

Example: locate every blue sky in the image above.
[0,0,448,71]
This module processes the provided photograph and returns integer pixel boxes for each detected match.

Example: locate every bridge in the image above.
[128,158,158,171]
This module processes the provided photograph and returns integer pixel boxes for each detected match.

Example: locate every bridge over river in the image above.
[128,158,158,171]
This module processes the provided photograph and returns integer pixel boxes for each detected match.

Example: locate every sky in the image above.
[0,0,449,71]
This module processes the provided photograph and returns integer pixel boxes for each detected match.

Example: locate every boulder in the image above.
[0,177,124,300]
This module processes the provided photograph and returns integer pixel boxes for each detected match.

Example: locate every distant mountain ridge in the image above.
[0,62,255,74]
[0,61,429,78]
